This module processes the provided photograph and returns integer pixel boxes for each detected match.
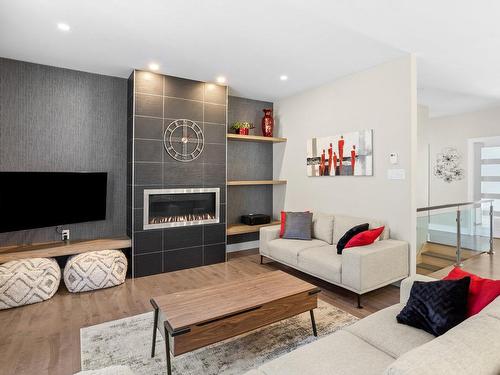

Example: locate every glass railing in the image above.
[416,200,494,267]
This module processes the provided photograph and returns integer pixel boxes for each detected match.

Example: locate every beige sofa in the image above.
[259,213,409,307]
[245,275,500,375]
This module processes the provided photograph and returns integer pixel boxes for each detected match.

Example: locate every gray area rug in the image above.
[81,300,358,375]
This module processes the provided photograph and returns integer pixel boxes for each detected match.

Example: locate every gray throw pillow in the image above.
[283,212,313,240]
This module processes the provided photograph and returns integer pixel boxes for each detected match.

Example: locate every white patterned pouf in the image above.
[64,250,127,293]
[0,258,61,310]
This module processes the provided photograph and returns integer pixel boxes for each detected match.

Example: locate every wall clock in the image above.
[163,119,204,162]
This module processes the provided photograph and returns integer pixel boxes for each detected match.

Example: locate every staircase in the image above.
[417,243,478,275]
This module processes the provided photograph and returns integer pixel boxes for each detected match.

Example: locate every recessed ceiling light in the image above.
[216,76,227,84]
[280,75,288,81]
[57,23,70,32]
[148,63,160,71]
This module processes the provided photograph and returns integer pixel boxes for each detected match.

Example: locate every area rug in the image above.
[81,300,358,375]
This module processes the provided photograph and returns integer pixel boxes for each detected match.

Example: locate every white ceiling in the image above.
[1,0,499,117]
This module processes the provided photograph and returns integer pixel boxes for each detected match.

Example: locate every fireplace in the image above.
[143,188,220,230]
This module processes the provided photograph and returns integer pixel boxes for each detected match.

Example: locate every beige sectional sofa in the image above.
[259,213,409,306]
[245,275,500,375]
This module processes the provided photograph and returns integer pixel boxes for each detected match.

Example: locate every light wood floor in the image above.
[0,250,399,375]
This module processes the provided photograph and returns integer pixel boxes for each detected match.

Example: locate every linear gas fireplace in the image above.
[143,188,220,230]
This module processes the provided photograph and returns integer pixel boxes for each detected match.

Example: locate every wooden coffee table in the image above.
[150,270,320,374]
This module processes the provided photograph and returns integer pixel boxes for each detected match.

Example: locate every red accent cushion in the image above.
[443,267,500,317]
[344,226,385,249]
[280,211,286,237]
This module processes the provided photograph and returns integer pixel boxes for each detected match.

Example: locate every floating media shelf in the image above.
[227,221,281,236]
[226,134,287,143]
[226,180,287,186]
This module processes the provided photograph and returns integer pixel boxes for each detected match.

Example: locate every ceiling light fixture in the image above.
[57,23,70,32]
[148,62,160,71]
[216,76,227,84]
[280,75,288,81]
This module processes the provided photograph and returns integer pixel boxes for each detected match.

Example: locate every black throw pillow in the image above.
[396,277,471,336]
[336,223,369,254]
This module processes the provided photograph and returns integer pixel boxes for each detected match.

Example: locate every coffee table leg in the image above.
[164,324,172,375]
[150,299,159,358]
[309,309,317,337]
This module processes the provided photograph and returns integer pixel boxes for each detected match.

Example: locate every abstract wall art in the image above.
[433,147,464,183]
[306,129,373,177]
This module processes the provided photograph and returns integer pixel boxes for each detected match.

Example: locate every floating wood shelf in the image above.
[0,236,131,263]
[227,180,287,186]
[227,221,281,236]
[227,134,287,143]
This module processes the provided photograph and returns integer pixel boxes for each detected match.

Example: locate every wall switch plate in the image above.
[389,153,399,164]
[61,229,70,241]
[387,169,406,180]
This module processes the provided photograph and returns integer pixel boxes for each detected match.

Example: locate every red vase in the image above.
[261,109,274,137]
[238,128,249,135]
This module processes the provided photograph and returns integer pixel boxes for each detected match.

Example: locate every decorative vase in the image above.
[238,128,249,135]
[261,109,274,137]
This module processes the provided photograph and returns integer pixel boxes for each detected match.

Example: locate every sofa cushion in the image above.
[444,266,500,317]
[384,314,500,375]
[297,246,342,283]
[312,212,335,244]
[336,223,369,254]
[282,212,313,240]
[396,278,470,336]
[344,304,434,358]
[345,226,385,249]
[267,239,328,266]
[255,330,394,375]
[333,214,388,245]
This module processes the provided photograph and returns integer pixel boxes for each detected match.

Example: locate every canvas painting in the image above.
[306,129,373,177]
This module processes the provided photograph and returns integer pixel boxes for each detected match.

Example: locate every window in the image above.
[480,146,500,217]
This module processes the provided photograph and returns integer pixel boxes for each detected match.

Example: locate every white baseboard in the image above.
[227,240,260,253]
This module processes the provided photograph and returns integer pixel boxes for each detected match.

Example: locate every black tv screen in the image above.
[0,172,107,233]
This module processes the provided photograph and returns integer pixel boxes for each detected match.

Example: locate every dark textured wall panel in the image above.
[0,58,127,245]
[227,96,273,228]
[227,96,272,136]
[227,185,273,224]
[227,142,273,180]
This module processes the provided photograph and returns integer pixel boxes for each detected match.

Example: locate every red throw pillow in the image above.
[443,267,500,317]
[280,211,286,237]
[344,226,385,249]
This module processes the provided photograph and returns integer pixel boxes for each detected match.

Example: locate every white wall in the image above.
[416,105,430,208]
[273,56,418,271]
[418,105,500,206]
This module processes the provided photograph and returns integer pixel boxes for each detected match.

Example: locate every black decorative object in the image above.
[241,214,271,226]
[396,277,470,336]
[336,223,369,254]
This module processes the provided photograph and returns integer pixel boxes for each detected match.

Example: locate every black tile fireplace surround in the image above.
[127,71,227,277]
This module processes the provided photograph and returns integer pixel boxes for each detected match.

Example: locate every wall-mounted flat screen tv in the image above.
[0,172,107,233]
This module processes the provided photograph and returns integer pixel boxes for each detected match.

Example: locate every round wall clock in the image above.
[163,119,204,162]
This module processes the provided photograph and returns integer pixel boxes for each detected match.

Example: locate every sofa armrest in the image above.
[342,239,409,293]
[399,274,436,304]
[259,225,281,256]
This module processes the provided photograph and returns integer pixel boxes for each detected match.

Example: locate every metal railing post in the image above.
[456,207,463,267]
[489,202,495,255]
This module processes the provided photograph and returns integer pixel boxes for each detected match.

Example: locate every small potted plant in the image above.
[231,121,254,135]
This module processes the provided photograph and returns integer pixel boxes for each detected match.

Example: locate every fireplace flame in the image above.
[149,213,216,224]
